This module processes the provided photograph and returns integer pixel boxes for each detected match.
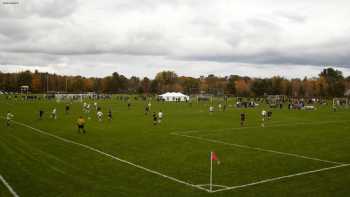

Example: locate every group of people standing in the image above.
[239,110,272,127]
[144,102,164,125]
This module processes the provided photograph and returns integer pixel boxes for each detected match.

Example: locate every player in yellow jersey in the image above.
[77,116,86,134]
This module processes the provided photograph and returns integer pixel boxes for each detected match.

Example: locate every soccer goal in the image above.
[332,98,349,108]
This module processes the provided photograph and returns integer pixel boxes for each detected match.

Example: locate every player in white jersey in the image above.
[83,102,87,112]
[158,111,163,124]
[97,110,103,122]
[6,111,14,127]
[261,110,267,127]
[86,104,91,113]
[51,108,57,119]
[209,106,214,114]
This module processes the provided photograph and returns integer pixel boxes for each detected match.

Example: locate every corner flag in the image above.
[210,151,221,192]
[211,151,220,164]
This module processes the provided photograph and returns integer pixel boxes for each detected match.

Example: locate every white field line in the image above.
[171,133,344,165]
[174,120,350,135]
[196,184,229,189]
[3,118,210,193]
[0,175,20,197]
[212,163,350,193]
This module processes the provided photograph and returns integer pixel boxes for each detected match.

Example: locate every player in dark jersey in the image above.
[39,110,44,119]
[145,106,149,115]
[65,104,70,114]
[127,102,131,109]
[240,112,246,127]
[108,109,112,121]
[153,112,157,125]
[267,111,272,120]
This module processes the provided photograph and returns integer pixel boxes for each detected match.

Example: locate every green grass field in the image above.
[1,96,350,197]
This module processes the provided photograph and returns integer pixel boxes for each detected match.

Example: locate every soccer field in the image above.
[1,96,350,197]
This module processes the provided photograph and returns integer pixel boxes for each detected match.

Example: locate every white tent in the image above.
[159,92,189,102]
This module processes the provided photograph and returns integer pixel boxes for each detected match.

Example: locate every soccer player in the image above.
[83,102,87,112]
[261,110,267,127]
[97,110,103,122]
[267,111,272,120]
[218,104,222,111]
[148,102,152,110]
[127,102,131,109]
[209,106,214,114]
[65,104,70,114]
[51,108,57,119]
[86,104,91,113]
[158,110,163,124]
[153,112,157,125]
[145,106,149,115]
[240,112,245,127]
[94,102,98,111]
[108,109,112,121]
[6,111,14,127]
[77,116,86,134]
[39,109,44,119]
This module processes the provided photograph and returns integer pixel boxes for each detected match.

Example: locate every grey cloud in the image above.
[1,0,350,78]
[178,41,350,67]
[0,0,78,18]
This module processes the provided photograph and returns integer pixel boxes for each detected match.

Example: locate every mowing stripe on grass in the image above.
[171,133,344,165]
[3,118,210,193]
[212,163,350,193]
[175,120,350,135]
[0,175,20,197]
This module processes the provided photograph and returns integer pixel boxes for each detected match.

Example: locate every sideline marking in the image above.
[4,117,350,194]
[2,118,209,193]
[0,175,20,197]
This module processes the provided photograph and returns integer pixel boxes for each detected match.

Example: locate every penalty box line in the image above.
[171,133,344,165]
[171,132,350,193]
[211,163,350,193]
[0,174,20,197]
[3,118,210,193]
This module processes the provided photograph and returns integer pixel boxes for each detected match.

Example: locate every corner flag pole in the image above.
[210,151,213,192]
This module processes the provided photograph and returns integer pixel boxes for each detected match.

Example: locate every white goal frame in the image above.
[332,98,349,108]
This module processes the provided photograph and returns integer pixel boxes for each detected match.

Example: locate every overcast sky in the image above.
[1,0,350,78]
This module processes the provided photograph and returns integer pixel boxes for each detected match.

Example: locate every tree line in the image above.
[0,68,349,98]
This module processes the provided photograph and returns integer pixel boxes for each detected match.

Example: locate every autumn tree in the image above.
[179,77,200,94]
[319,68,345,97]
[31,72,42,92]
[155,71,178,92]
[235,79,250,97]
[141,77,151,94]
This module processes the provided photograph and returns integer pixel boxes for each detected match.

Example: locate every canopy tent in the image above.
[159,92,189,102]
